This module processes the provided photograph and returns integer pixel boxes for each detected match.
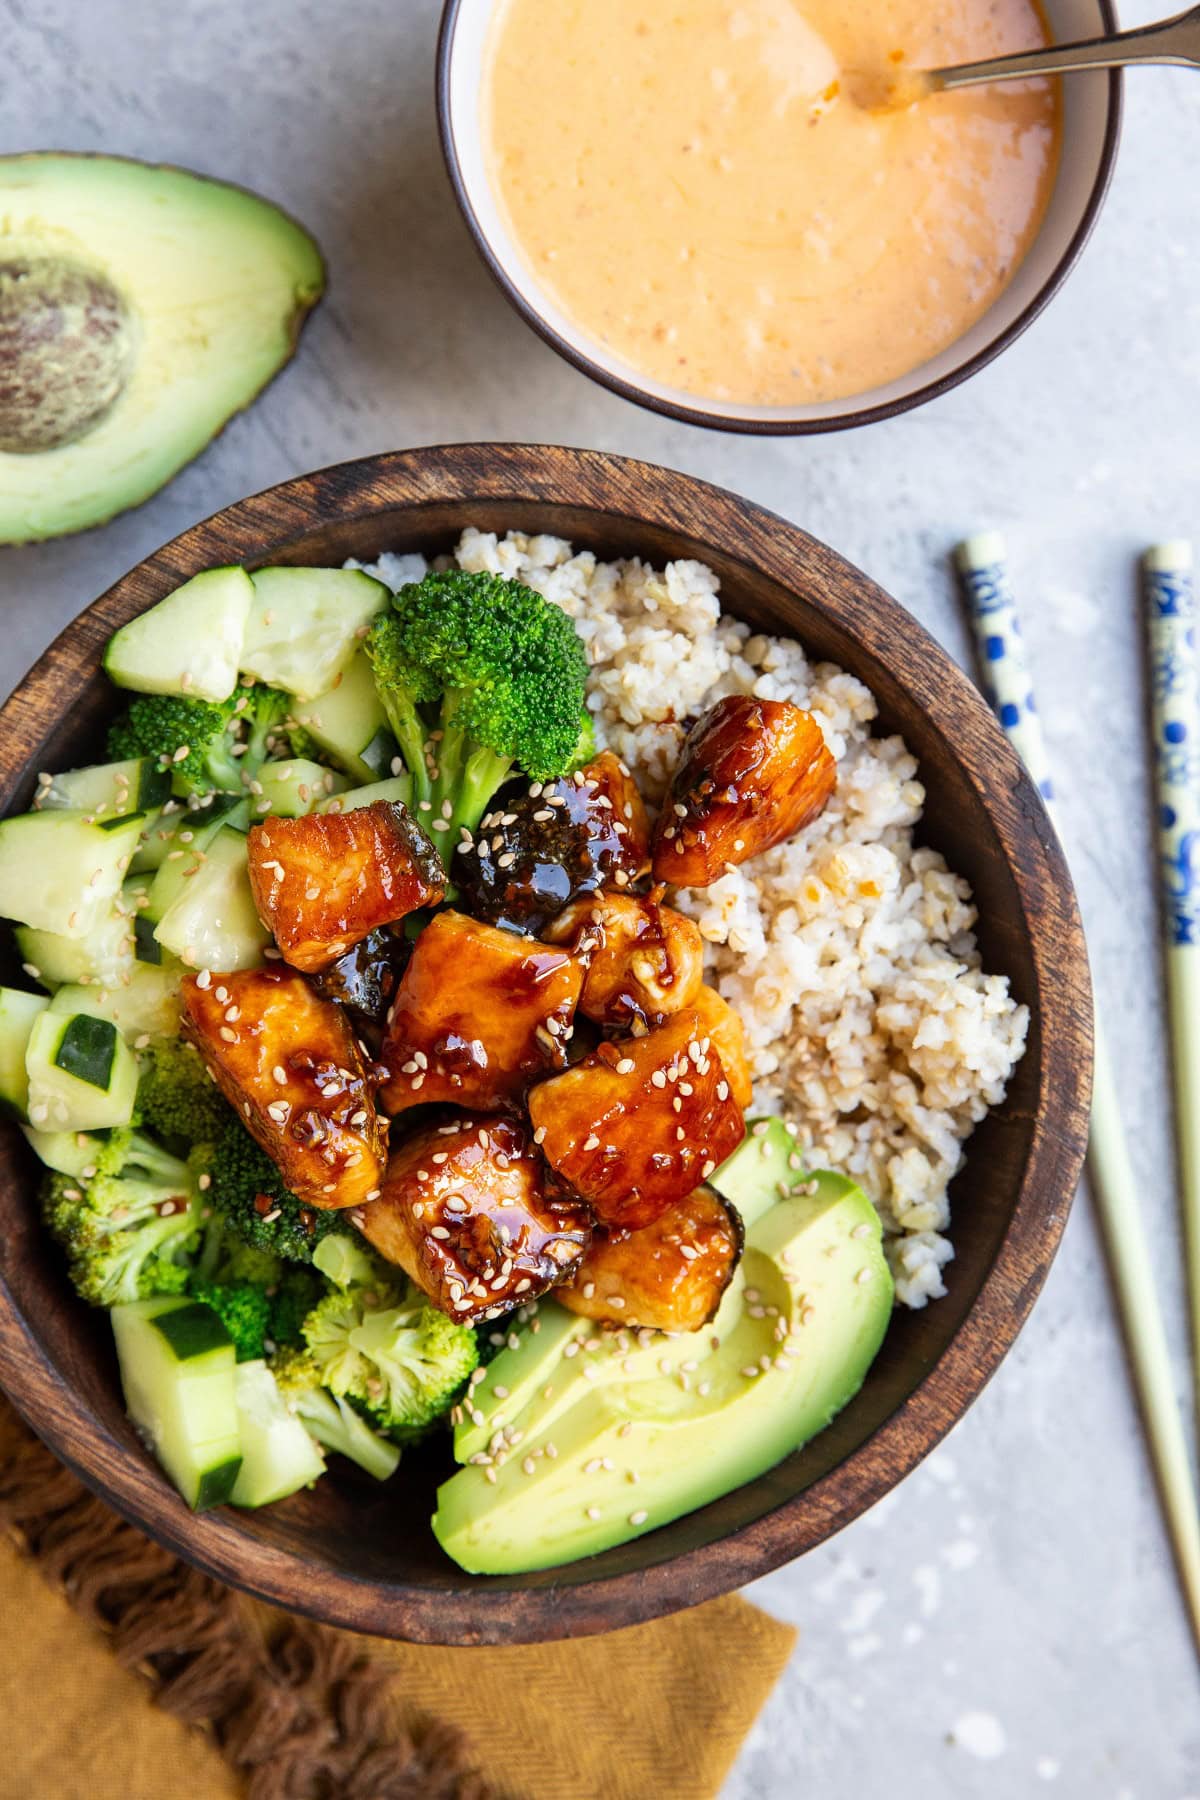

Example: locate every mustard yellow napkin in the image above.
[0,1396,795,1799]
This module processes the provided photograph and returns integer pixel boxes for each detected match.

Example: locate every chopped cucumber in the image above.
[0,987,50,1117]
[20,1125,97,1177]
[129,795,243,874]
[103,566,254,702]
[256,758,349,817]
[240,567,388,700]
[291,652,398,783]
[54,1012,119,1088]
[0,809,142,939]
[25,1008,139,1131]
[15,907,136,990]
[153,826,270,971]
[48,965,182,1041]
[317,774,412,814]
[133,913,161,964]
[38,756,171,819]
[112,1296,242,1511]
[229,1361,326,1507]
[143,799,250,923]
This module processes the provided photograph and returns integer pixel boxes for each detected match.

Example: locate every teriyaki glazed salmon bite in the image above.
[0,533,1026,1571]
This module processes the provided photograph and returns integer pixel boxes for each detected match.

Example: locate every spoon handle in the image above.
[931,3,1200,91]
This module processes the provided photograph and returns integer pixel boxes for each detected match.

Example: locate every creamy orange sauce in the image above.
[484,0,1061,406]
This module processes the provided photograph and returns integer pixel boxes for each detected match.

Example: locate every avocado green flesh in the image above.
[433,1173,893,1574]
[711,1117,808,1228]
[0,155,325,543]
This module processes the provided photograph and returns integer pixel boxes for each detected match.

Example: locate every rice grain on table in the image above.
[361,532,1029,1309]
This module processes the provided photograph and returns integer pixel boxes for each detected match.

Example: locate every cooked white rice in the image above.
[362,532,1029,1310]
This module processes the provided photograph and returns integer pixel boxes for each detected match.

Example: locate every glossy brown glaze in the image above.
[247,800,444,973]
[312,926,412,1032]
[0,446,1092,1646]
[545,887,704,1029]
[528,1007,746,1231]
[180,965,387,1210]
[358,1114,592,1322]
[454,752,650,934]
[651,695,835,887]
[558,1185,742,1332]
[378,910,583,1115]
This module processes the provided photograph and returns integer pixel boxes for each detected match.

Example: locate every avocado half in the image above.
[0,154,325,544]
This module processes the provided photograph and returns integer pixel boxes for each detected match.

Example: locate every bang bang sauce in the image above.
[483,0,1062,407]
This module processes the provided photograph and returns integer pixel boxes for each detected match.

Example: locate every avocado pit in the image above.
[0,255,135,453]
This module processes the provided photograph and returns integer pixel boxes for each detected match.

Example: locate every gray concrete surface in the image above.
[2,0,1197,1792]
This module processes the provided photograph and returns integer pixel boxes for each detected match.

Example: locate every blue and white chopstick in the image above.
[956,531,1200,1656]
[1142,541,1200,1430]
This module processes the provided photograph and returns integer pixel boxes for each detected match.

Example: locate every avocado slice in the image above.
[710,1116,809,1228]
[432,1171,893,1574]
[0,154,324,543]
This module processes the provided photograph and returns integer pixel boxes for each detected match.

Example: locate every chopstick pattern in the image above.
[1144,543,1200,947]
[955,529,1200,1662]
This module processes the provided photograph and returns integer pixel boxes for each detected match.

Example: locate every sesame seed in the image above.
[701,1159,715,1178]
[856,1268,872,1285]
[583,1134,600,1152]
[586,1506,601,1521]
[651,1070,667,1089]
[430,1226,451,1240]
[219,1026,237,1043]
[616,1057,635,1075]
[629,1510,648,1526]
[717,1081,730,1102]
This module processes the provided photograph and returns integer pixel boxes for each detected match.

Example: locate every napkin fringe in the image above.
[0,1420,498,1800]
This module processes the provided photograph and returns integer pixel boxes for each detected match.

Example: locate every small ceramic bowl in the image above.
[0,446,1092,1642]
[437,0,1121,434]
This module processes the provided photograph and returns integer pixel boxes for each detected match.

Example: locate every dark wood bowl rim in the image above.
[0,444,1093,1642]
[435,0,1123,435]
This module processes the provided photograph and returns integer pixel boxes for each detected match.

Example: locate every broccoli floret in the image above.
[302,1282,478,1442]
[195,1208,284,1288]
[196,1117,343,1264]
[188,1278,270,1361]
[270,1347,400,1481]
[107,682,290,802]
[301,1283,397,1392]
[352,1302,479,1441]
[268,1265,327,1349]
[364,569,589,845]
[569,709,598,771]
[42,1139,202,1309]
[285,722,324,762]
[137,1040,232,1149]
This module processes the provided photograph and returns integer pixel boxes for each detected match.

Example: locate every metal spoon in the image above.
[850,4,1200,108]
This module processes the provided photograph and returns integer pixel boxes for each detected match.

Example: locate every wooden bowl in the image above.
[0,444,1092,1644]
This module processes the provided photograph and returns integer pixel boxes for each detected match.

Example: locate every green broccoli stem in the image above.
[430,693,514,845]
[377,690,434,810]
[290,1387,400,1481]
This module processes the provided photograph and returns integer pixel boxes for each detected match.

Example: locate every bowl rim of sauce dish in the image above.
[0,445,1093,1642]
[436,0,1123,435]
